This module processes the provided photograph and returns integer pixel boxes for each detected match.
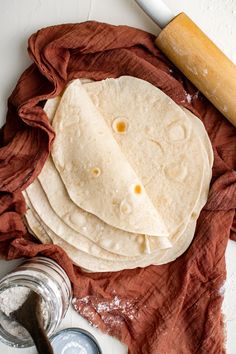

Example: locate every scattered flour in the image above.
[223,105,228,112]
[73,295,138,330]
[183,91,200,104]
[193,91,200,99]
[202,68,208,76]
[186,93,192,104]
[219,284,225,296]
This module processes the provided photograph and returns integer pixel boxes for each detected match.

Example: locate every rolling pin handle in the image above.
[155,13,236,127]
[135,0,174,28]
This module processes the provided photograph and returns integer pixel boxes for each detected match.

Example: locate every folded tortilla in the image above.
[51,80,169,237]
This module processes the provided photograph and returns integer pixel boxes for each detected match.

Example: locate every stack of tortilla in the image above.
[23,76,213,272]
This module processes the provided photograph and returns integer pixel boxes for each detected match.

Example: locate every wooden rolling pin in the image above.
[135,0,236,127]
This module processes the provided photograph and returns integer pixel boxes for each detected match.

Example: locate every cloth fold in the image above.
[0,21,235,354]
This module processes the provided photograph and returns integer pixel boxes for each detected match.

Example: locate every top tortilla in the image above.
[51,77,206,236]
[83,76,205,234]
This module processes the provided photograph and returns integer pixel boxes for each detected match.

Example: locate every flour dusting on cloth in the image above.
[73,294,138,333]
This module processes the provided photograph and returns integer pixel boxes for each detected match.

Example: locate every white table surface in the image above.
[0,1,235,353]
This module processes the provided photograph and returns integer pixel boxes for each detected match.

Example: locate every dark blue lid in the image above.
[50,328,102,354]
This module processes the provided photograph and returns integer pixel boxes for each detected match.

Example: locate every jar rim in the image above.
[50,327,103,354]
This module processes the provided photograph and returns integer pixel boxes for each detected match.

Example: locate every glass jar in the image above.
[0,256,72,348]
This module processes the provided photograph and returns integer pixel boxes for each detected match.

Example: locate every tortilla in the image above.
[24,209,52,245]
[182,108,214,168]
[24,133,210,272]
[37,95,212,258]
[24,183,144,262]
[84,77,205,234]
[24,193,197,272]
[24,77,213,271]
[38,157,172,256]
[51,80,169,237]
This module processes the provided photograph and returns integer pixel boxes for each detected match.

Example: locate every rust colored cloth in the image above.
[0,22,236,354]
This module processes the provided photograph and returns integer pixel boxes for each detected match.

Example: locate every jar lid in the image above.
[50,328,102,354]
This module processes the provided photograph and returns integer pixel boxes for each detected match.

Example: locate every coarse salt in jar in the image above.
[0,256,72,348]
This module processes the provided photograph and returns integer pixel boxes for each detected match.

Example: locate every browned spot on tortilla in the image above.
[134,184,142,194]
